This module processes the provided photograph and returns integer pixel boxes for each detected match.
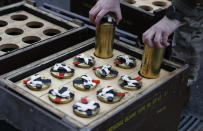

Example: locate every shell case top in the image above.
[23,74,51,89]
[48,87,75,99]
[73,54,95,67]
[114,55,136,68]
[93,65,118,77]
[73,98,100,117]
[51,63,74,72]
[50,63,75,75]
[97,86,125,102]
[119,75,142,89]
[73,75,100,90]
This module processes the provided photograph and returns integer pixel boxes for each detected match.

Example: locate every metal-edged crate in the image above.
[38,2,142,48]
[29,0,142,47]
[119,0,170,38]
[0,27,188,130]
[70,0,171,38]
[122,0,171,13]
[0,1,86,75]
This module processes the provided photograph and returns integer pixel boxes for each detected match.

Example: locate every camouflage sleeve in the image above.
[172,0,196,16]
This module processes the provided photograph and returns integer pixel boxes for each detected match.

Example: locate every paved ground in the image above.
[183,59,203,117]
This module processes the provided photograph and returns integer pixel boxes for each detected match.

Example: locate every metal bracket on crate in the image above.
[71,19,85,27]
[115,28,141,48]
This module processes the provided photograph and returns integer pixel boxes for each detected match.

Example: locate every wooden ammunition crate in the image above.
[70,0,171,38]
[0,28,188,130]
[38,2,141,48]
[120,0,171,38]
[0,1,86,75]
[122,0,171,13]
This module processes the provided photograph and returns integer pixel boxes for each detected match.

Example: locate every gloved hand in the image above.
[142,16,182,48]
[89,0,122,26]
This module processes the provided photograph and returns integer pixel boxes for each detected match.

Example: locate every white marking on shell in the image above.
[27,81,42,87]
[97,64,111,76]
[75,101,97,111]
[27,74,42,87]
[30,74,41,81]
[117,55,134,65]
[76,54,93,65]
[53,63,72,72]
[81,75,96,87]
[98,86,114,99]
[121,75,138,87]
[50,88,71,98]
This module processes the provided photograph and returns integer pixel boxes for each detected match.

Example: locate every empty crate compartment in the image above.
[123,0,171,13]
[0,3,79,56]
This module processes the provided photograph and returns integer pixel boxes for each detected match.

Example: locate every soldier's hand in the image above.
[89,0,122,26]
[142,16,182,48]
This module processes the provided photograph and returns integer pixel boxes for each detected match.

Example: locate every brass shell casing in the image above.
[140,44,165,79]
[94,17,115,58]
